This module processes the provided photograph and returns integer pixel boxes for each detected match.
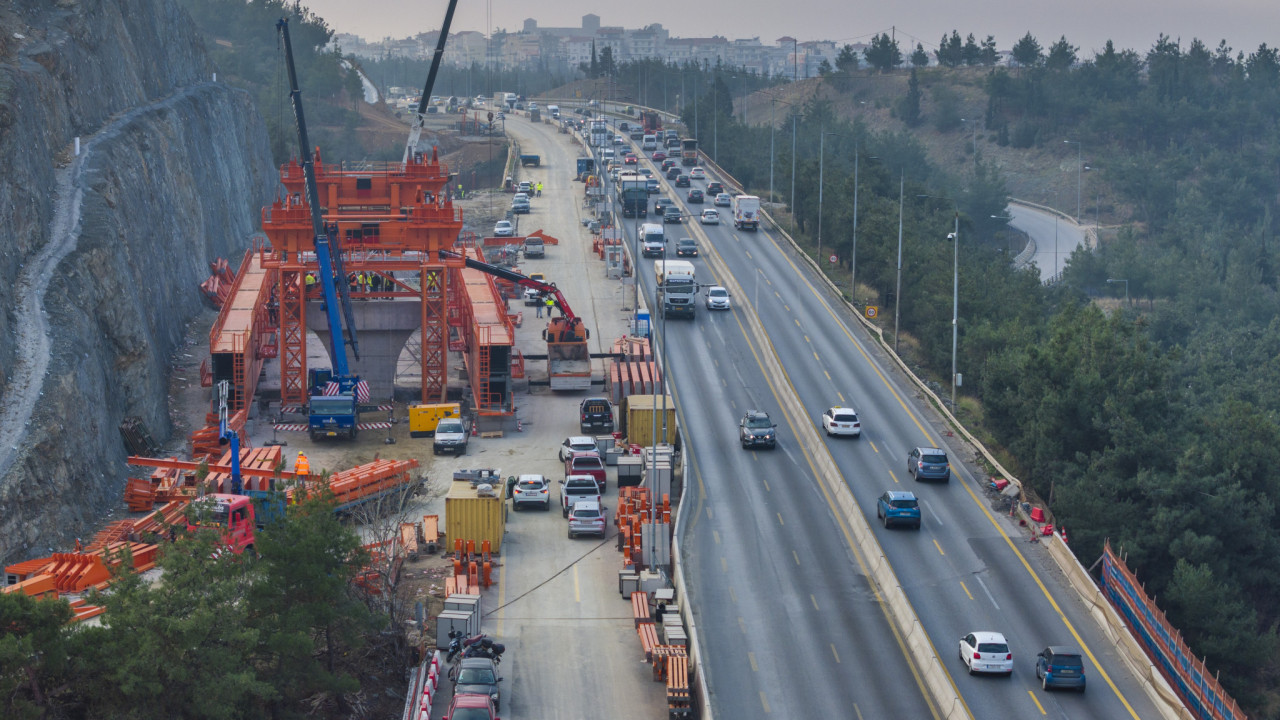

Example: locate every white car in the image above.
[959,632,1014,676]
[518,181,533,194]
[706,286,731,310]
[614,135,625,145]
[512,474,551,511]
[494,220,514,237]
[700,209,719,225]
[690,167,706,180]
[714,193,732,207]
[559,435,598,462]
[821,407,861,437]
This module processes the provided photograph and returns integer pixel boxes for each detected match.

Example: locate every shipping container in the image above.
[445,479,508,553]
[621,394,678,448]
[409,402,462,437]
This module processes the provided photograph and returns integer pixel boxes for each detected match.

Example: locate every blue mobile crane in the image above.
[277,18,363,440]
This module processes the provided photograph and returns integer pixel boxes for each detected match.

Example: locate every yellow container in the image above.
[444,479,508,553]
[623,394,677,448]
[409,403,461,437]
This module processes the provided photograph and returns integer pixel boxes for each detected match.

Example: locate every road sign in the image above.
[829,254,838,264]
[865,306,879,318]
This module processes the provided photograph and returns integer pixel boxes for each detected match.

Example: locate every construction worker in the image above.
[304,272,316,295]
[544,295,555,317]
[536,181,543,197]
[535,295,543,318]
[295,451,310,477]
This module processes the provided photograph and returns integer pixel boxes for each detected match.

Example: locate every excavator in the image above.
[438,250,592,390]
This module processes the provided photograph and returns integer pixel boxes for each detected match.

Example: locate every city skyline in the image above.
[300,0,1279,61]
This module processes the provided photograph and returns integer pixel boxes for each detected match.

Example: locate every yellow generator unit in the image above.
[409,403,462,437]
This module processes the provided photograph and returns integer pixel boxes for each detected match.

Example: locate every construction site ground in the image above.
[164,107,665,718]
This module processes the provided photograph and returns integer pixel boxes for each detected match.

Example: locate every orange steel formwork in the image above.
[207,247,278,411]
[261,148,461,406]
[441,248,516,415]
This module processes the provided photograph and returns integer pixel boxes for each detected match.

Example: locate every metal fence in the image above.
[1102,542,1245,720]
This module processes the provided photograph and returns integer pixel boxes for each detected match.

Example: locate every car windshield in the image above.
[922,454,947,464]
[890,498,918,509]
[745,416,772,429]
[977,642,1009,654]
[833,414,858,423]
[517,479,543,490]
[709,289,727,297]
[437,420,464,433]
[451,709,493,720]
[644,232,664,244]
[573,509,601,519]
[573,457,604,469]
[1052,654,1083,667]
[457,667,496,684]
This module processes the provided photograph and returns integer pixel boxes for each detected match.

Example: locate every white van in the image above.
[547,104,560,118]
[639,223,666,258]
[641,134,658,152]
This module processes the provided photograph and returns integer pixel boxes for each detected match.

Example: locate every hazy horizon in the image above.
[300,0,1277,61]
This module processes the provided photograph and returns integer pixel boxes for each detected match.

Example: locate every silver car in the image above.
[512,474,551,511]
[706,286,731,310]
[567,500,607,538]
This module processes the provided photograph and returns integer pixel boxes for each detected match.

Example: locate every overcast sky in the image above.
[300,0,1276,60]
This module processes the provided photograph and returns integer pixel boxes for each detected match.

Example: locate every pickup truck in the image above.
[564,451,607,492]
[560,475,603,517]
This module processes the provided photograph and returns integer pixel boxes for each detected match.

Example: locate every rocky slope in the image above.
[0,0,277,561]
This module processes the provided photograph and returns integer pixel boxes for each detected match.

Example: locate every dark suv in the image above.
[579,397,614,433]
[1035,646,1086,692]
[453,656,503,709]
[739,410,777,449]
[907,446,950,482]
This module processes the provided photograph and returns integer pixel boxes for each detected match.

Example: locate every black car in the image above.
[663,207,683,224]
[739,410,777,449]
[453,657,503,710]
[676,238,698,257]
[675,175,691,187]
[666,166,682,180]
[579,397,615,433]
[653,197,674,216]
[687,189,705,204]
[707,181,725,196]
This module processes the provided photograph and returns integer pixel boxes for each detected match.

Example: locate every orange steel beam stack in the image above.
[207,245,278,411]
[440,248,516,415]
[261,148,461,405]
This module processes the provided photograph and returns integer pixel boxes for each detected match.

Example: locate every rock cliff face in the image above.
[0,0,277,560]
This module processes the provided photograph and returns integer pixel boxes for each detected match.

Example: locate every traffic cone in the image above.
[471,422,478,437]
[1060,526,1069,544]
[517,417,523,432]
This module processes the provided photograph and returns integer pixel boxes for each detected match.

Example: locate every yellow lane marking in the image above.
[870,440,879,453]
[729,585,737,604]
[714,530,721,544]
[573,564,581,602]
[777,513,785,526]
[762,478,771,492]
[760,692,771,714]
[838,391,846,403]
[960,581,974,600]
[706,507,713,520]
[721,557,728,572]
[738,616,747,635]
[810,594,820,610]
[794,318,801,327]
[933,539,946,556]
[831,644,841,663]
[793,550,801,565]
[804,335,811,343]
[1027,691,1047,715]
[890,470,900,484]
[782,301,789,309]
[748,652,758,671]
[825,370,832,381]
[814,351,820,362]
[745,250,752,260]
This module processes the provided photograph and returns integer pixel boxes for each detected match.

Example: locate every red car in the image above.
[443,692,499,720]
[652,150,667,161]
[624,153,638,165]
[564,451,607,492]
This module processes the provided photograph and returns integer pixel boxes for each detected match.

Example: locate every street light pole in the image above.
[790,113,797,233]
[1065,139,1082,221]
[920,194,961,408]
[769,97,776,204]
[818,128,826,260]
[894,171,903,352]
[851,143,859,302]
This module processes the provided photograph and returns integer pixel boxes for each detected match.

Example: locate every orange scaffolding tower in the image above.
[206,246,278,411]
[442,248,516,415]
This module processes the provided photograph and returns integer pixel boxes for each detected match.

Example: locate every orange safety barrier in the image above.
[482,561,492,589]
[665,653,691,714]
[637,622,660,662]
[631,590,650,627]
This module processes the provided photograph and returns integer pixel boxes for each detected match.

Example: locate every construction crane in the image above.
[439,250,592,389]
[403,0,461,166]
[277,18,365,439]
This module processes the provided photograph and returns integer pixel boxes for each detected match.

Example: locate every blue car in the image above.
[908,446,951,482]
[876,490,921,529]
[1035,646,1087,692]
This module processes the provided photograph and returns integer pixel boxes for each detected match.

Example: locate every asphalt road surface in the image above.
[1008,203,1087,283]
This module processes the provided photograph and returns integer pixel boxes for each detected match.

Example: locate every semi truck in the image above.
[654,259,697,319]
[733,195,761,231]
[589,119,610,147]
[681,138,698,166]
[619,174,648,218]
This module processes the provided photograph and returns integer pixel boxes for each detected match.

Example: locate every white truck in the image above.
[654,259,697,319]
[590,119,610,148]
[640,223,666,257]
[733,195,761,231]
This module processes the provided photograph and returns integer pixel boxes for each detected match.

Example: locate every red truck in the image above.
[188,493,258,554]
[564,451,607,493]
[640,110,662,135]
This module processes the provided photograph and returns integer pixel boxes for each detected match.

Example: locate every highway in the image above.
[1008,202,1088,283]
[618,139,1164,717]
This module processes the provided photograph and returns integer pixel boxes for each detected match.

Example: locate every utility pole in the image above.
[894,171,903,352]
